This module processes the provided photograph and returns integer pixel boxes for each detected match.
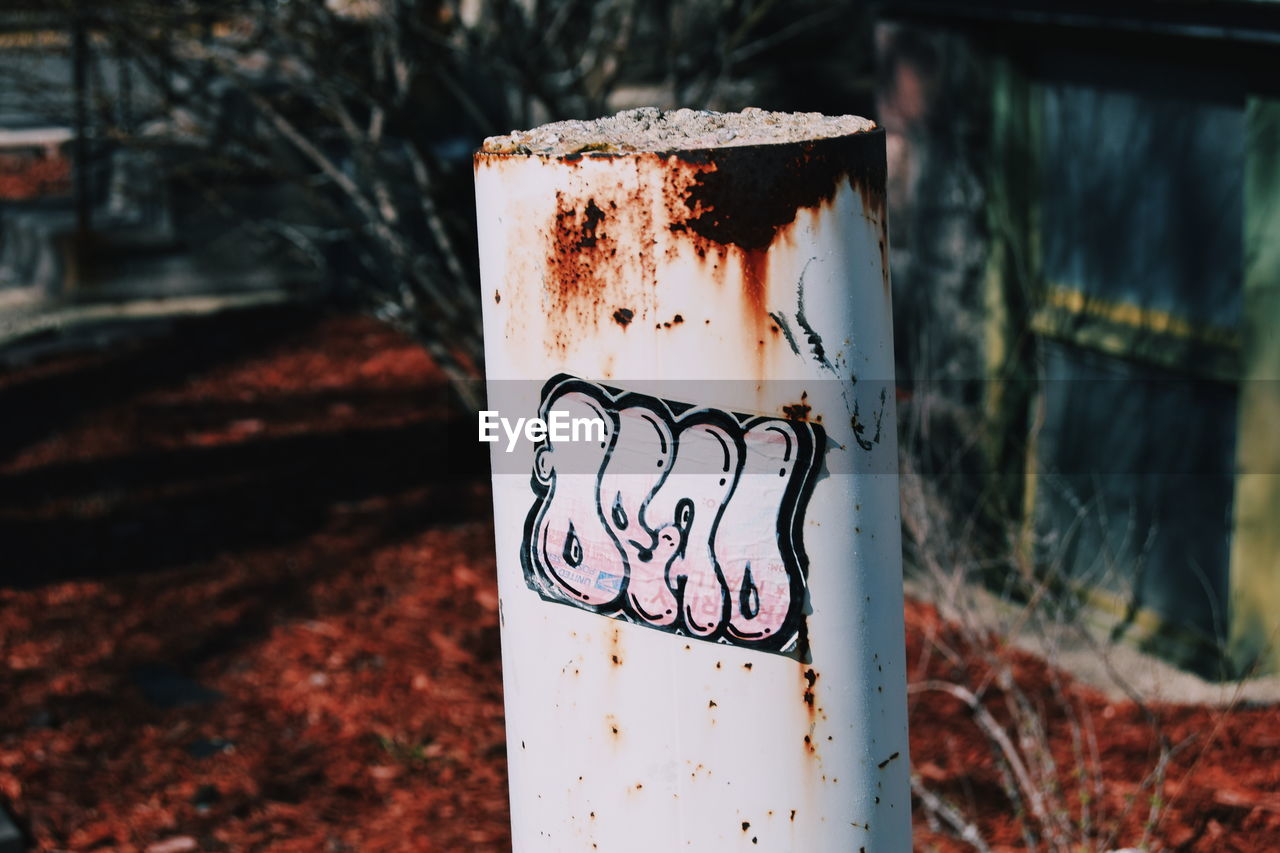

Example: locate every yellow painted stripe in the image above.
[1042,284,1241,350]
[0,30,67,49]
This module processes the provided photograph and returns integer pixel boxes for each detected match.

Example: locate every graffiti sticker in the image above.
[521,376,826,658]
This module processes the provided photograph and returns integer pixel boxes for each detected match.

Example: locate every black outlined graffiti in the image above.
[521,375,826,659]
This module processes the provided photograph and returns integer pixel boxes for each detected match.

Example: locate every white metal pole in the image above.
[474,108,911,852]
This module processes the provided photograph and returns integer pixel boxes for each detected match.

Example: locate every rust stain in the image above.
[578,198,607,245]
[608,627,623,667]
[668,139,873,250]
[664,133,886,254]
[783,392,812,422]
[544,190,619,352]
[632,159,658,284]
[739,246,771,370]
[802,665,820,756]
[739,247,769,309]
[539,170,659,354]
[877,751,900,769]
[856,160,890,302]
[854,169,889,229]
[878,235,891,299]
[802,668,819,708]
[658,131,887,379]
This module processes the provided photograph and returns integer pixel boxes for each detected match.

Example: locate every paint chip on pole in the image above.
[475,107,911,851]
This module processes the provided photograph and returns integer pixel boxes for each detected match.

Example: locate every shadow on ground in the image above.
[0,306,489,587]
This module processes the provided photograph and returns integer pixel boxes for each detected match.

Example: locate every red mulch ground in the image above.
[1,308,1276,852]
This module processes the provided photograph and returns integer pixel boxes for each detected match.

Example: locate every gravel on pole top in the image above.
[481,107,877,156]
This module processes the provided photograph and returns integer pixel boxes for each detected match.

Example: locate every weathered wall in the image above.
[876,22,992,391]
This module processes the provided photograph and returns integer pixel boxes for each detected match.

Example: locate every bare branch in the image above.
[910,680,1055,840]
[911,775,994,853]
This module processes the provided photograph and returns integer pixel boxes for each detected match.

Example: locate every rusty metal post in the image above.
[474,109,910,851]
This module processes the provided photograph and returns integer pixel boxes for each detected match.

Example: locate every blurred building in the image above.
[0,9,304,303]
[876,0,1280,677]
[0,127,71,202]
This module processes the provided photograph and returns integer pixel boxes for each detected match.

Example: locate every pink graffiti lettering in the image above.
[521,377,824,659]
[528,391,626,607]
